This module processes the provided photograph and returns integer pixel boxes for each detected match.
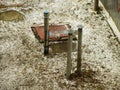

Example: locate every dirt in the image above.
[0,0,120,90]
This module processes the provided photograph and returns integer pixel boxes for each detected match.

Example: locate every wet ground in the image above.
[0,0,120,90]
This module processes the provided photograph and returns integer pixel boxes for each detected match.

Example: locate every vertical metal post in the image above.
[77,25,83,75]
[44,11,49,55]
[94,0,99,11]
[66,29,73,79]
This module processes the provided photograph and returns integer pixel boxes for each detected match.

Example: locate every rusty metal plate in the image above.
[31,24,70,42]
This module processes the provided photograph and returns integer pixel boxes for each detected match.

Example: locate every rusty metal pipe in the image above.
[94,0,99,11]
[77,25,83,75]
[44,11,49,55]
[66,29,73,79]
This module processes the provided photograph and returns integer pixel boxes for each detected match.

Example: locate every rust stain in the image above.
[31,24,70,42]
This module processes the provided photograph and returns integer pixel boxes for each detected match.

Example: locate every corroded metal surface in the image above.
[31,24,70,42]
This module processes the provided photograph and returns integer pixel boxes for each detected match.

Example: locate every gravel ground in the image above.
[0,0,120,90]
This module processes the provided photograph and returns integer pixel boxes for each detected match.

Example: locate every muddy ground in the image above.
[0,0,120,90]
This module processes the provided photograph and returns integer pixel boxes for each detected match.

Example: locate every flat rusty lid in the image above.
[31,24,70,41]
